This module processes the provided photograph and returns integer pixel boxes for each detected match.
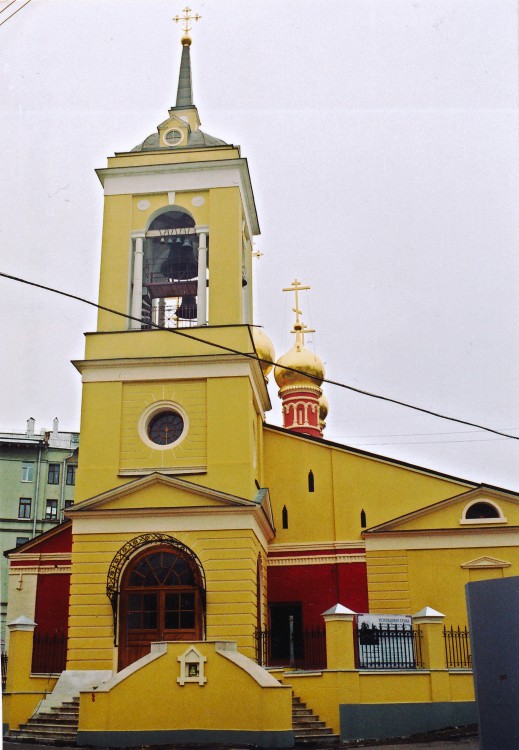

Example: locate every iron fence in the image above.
[355,623,423,669]
[444,625,472,669]
[256,626,327,670]
[1,651,7,691]
[31,631,67,674]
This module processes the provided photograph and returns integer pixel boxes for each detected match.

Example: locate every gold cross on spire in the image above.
[173,6,202,36]
[282,278,310,328]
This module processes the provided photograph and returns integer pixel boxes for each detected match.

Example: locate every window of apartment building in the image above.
[21,462,34,482]
[48,463,60,485]
[64,500,74,508]
[66,464,77,485]
[18,497,32,519]
[16,537,29,547]
[45,499,58,520]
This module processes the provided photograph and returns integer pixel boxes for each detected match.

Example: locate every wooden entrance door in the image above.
[118,546,203,670]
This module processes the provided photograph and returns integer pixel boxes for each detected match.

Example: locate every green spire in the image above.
[175,40,194,108]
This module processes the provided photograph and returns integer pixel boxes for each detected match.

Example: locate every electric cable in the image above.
[1,269,518,442]
[0,0,32,27]
[0,0,19,16]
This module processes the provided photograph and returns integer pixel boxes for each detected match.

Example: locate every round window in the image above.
[163,128,184,146]
[147,411,185,446]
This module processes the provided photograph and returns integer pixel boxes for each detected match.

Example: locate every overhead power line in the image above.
[1,269,518,442]
[0,0,33,27]
[0,0,19,16]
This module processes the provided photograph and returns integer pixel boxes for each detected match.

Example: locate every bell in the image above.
[160,237,197,280]
[176,295,198,320]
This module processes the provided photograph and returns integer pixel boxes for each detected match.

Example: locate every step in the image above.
[19,722,78,735]
[294,722,328,731]
[295,735,341,745]
[13,733,78,744]
[295,725,334,736]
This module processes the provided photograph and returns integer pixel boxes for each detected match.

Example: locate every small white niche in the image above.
[177,645,207,686]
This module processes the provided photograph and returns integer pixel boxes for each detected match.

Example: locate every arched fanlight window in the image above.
[461,500,506,524]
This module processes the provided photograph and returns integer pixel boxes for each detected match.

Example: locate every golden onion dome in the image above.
[319,392,329,422]
[274,342,325,390]
[251,327,276,379]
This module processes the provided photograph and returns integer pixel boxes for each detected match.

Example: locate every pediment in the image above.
[66,473,258,515]
[364,485,519,534]
[461,556,511,569]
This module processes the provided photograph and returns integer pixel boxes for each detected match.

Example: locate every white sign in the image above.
[356,613,416,669]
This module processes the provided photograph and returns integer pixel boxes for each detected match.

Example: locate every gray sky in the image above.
[1,0,518,489]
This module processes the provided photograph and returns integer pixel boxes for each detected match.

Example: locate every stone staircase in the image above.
[9,696,79,744]
[292,693,340,744]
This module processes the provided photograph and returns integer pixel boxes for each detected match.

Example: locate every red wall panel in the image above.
[34,573,70,635]
[267,561,368,628]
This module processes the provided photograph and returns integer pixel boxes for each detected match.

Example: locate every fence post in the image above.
[5,616,37,693]
[322,603,357,669]
[3,616,37,731]
[413,606,449,702]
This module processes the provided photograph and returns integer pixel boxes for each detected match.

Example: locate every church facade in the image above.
[4,21,519,746]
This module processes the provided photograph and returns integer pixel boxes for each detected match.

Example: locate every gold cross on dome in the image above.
[173,6,202,35]
[300,321,315,346]
[282,278,310,327]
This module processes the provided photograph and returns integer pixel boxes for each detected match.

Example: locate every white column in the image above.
[197,231,207,326]
[130,235,145,329]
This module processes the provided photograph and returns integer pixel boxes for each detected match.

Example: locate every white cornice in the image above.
[70,506,274,547]
[96,158,259,237]
[9,552,71,563]
[268,541,365,553]
[9,565,71,575]
[72,354,271,415]
[365,526,519,551]
[267,553,366,567]
[118,466,206,477]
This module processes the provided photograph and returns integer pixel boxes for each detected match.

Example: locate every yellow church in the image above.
[4,13,519,746]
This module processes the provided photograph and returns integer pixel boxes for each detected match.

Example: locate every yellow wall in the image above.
[75,374,260,502]
[95,185,246,332]
[276,669,474,735]
[263,428,471,545]
[366,543,519,622]
[67,529,264,670]
[3,627,58,730]
[78,641,292,737]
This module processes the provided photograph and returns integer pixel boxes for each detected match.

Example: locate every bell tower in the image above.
[73,19,271,503]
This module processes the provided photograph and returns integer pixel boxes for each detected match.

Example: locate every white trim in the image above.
[119,465,206,477]
[461,556,511,569]
[9,565,71,575]
[267,553,366,567]
[74,354,271,415]
[96,158,260,237]
[68,509,273,548]
[9,552,71,562]
[268,541,365,553]
[365,528,518,551]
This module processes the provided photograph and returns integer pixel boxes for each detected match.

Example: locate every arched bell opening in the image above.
[107,534,206,671]
[139,208,209,329]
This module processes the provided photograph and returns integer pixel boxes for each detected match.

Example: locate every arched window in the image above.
[360,509,367,528]
[461,500,506,524]
[282,505,288,529]
[308,470,315,492]
[118,544,205,670]
[141,208,206,329]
